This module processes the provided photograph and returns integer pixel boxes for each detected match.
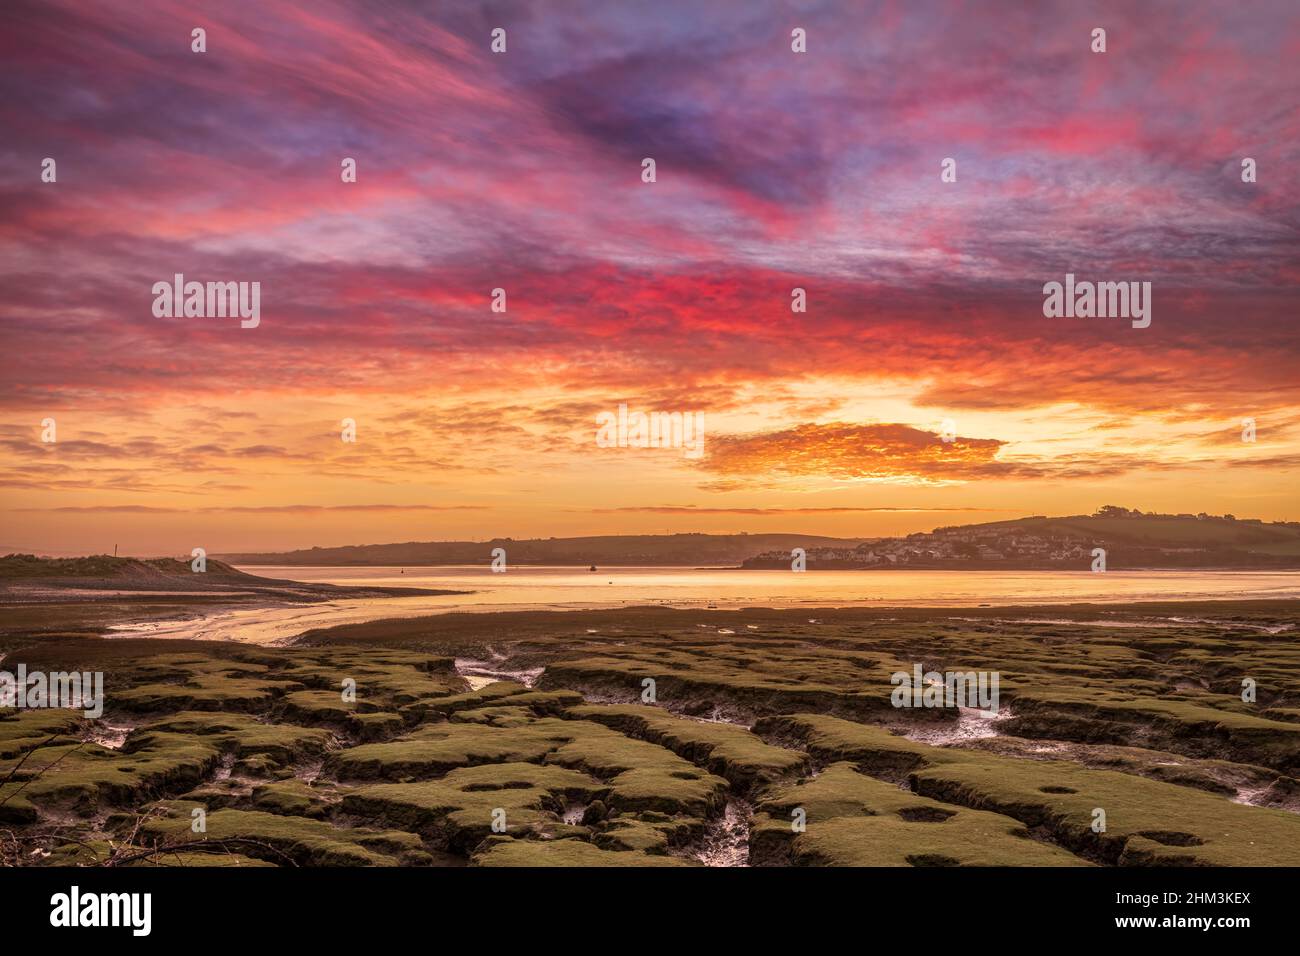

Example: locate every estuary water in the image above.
[104,566,1300,644]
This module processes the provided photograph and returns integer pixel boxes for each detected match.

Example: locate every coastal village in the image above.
[745,526,1092,568]
[742,507,1300,569]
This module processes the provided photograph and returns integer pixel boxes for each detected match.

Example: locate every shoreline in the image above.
[236,562,1300,572]
[4,560,1298,649]
[5,594,1297,652]
[0,580,468,606]
[287,597,1300,645]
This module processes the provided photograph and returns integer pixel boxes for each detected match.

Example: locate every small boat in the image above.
[589,565,597,572]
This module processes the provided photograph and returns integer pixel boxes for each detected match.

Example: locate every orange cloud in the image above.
[700,423,1014,486]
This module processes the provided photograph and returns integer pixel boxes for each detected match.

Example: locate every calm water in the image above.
[109,566,1300,644]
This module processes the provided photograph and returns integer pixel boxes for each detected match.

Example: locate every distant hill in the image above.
[217,533,863,568]
[743,507,1300,570]
[207,510,1300,571]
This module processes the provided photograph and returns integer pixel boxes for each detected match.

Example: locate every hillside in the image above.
[957,509,1300,553]
[216,533,863,568]
[743,507,1300,570]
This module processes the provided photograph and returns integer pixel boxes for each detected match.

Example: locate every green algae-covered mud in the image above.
[2,600,1297,867]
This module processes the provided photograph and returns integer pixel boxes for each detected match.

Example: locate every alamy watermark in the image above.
[890,664,999,715]
[1042,273,1150,328]
[151,273,260,328]
[0,665,103,718]
[50,886,150,936]
[596,404,704,459]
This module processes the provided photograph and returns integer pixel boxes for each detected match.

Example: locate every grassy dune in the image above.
[0,553,462,605]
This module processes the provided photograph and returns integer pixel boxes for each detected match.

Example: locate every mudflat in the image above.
[2,599,1297,867]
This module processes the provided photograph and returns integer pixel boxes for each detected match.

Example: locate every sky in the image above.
[1,0,1298,556]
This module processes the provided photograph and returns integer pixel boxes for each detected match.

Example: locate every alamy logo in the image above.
[890,664,999,715]
[1042,273,1150,328]
[0,665,103,718]
[596,404,704,459]
[50,886,151,936]
[151,273,260,328]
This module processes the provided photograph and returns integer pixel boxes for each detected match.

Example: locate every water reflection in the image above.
[108,565,1300,645]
